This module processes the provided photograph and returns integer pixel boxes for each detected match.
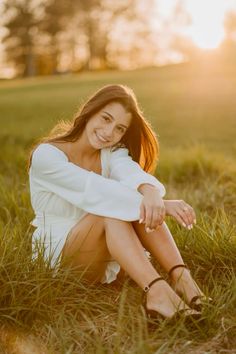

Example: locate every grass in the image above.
[0,63,235,353]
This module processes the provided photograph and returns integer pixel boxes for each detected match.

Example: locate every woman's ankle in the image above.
[146,278,168,300]
[171,269,203,298]
[146,280,190,315]
[170,267,191,283]
[146,279,181,307]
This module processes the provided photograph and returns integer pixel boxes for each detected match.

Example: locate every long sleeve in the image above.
[109,147,166,197]
[30,144,145,221]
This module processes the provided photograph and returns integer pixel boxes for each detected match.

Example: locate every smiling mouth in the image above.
[95,131,110,143]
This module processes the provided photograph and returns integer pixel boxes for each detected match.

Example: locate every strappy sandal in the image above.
[168,264,212,312]
[142,276,202,323]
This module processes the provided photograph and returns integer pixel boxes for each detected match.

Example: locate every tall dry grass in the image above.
[0,65,235,353]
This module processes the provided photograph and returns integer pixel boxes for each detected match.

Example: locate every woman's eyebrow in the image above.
[103,111,128,128]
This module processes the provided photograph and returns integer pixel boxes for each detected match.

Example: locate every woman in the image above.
[28,84,207,321]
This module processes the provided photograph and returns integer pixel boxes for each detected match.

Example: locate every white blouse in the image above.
[29,143,166,282]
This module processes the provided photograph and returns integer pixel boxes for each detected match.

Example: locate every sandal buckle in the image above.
[144,285,150,292]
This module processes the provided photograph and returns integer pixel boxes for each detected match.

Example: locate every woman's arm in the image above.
[109,148,166,232]
[109,147,166,197]
[31,144,144,221]
[109,148,196,231]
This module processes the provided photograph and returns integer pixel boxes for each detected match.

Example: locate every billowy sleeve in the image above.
[109,147,166,197]
[30,144,145,221]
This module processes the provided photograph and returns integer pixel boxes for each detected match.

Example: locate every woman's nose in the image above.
[104,126,114,139]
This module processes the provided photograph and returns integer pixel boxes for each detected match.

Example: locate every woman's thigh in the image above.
[61,214,112,281]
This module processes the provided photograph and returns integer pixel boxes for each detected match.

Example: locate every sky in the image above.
[157,0,236,49]
[1,0,236,77]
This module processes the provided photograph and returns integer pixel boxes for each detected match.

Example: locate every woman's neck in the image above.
[67,135,100,161]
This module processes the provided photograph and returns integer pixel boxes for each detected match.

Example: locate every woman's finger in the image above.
[160,206,166,223]
[157,207,165,226]
[182,209,192,226]
[149,206,165,231]
[172,212,188,228]
[180,203,193,227]
[145,207,153,231]
[139,203,145,224]
[150,208,161,229]
[177,209,192,228]
[185,203,197,224]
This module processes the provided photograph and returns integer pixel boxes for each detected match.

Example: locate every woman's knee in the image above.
[103,216,130,228]
[70,214,131,238]
[69,214,104,236]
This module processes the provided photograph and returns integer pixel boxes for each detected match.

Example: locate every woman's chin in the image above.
[92,133,112,149]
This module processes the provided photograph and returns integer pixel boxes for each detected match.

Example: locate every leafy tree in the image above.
[39,0,75,73]
[78,0,157,70]
[2,0,43,76]
[1,0,159,76]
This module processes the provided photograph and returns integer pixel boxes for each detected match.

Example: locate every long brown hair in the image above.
[27,84,159,174]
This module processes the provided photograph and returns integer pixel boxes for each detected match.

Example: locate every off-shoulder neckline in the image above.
[41,143,105,176]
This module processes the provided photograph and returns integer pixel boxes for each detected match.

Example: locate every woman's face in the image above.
[85,102,132,149]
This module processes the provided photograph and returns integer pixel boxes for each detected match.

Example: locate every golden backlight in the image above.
[184,0,226,49]
[158,0,236,50]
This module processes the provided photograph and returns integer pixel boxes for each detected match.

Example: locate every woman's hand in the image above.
[164,200,196,230]
[138,185,166,233]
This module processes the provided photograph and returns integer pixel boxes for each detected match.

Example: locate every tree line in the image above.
[2,0,236,77]
[2,0,158,77]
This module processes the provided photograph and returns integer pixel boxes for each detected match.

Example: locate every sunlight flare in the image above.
[185,0,226,49]
[157,0,236,50]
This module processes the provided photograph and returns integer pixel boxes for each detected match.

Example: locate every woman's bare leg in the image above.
[61,214,112,282]
[62,214,198,318]
[132,221,204,304]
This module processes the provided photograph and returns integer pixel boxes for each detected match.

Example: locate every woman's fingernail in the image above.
[182,223,186,227]
[146,227,151,233]
[193,219,197,224]
[139,219,143,224]
[188,225,192,230]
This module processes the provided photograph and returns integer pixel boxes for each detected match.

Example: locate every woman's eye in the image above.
[118,127,125,133]
[102,116,110,122]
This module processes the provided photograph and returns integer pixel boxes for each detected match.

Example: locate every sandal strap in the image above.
[168,264,187,277]
[143,276,164,293]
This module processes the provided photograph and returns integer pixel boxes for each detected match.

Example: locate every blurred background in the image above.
[0,0,236,78]
[0,4,235,350]
[0,0,236,158]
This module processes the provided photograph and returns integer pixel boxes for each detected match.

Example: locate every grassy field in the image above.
[0,63,235,353]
